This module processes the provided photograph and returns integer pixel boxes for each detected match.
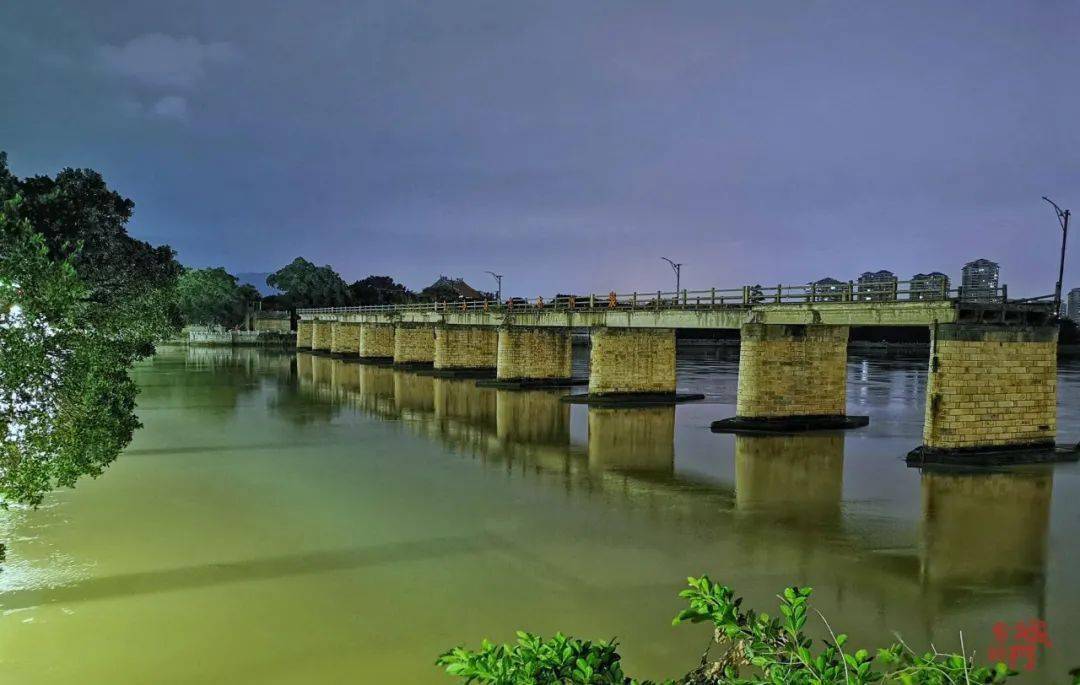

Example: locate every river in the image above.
[0,345,1077,683]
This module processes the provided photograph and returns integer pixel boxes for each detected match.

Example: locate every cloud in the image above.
[150,95,189,121]
[99,33,236,88]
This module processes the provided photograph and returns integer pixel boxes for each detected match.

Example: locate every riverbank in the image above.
[185,329,296,346]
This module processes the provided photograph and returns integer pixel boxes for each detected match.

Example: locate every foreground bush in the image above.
[437,575,1030,684]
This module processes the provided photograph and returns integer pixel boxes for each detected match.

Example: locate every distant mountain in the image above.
[235,272,281,296]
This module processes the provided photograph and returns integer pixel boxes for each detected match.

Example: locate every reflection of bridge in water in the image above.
[289,352,1059,650]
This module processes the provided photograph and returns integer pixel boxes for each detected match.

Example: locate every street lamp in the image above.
[1042,196,1071,319]
[661,257,682,294]
[485,270,503,301]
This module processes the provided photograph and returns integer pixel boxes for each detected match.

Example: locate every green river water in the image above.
[0,345,1077,683]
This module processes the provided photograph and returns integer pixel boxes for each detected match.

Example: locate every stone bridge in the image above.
[296,286,1062,462]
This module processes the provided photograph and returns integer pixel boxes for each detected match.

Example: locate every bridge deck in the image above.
[300,300,1053,329]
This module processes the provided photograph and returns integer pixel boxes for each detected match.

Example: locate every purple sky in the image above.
[2,1,1079,297]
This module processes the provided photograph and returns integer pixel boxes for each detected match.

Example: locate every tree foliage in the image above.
[438,576,1026,684]
[266,257,350,309]
[0,152,181,510]
[0,152,182,360]
[347,275,416,306]
[177,267,259,328]
[0,198,139,506]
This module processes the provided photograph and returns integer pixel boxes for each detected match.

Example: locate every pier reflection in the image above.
[588,407,675,474]
[434,378,497,431]
[289,353,1053,633]
[394,371,434,417]
[496,390,570,446]
[919,468,1051,589]
[734,433,844,524]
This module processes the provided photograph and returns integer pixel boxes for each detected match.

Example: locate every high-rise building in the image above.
[856,270,897,301]
[1068,287,1080,324]
[911,272,950,300]
[811,277,845,302]
[961,259,1000,301]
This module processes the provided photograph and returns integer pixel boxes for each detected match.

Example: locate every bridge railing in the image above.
[297,281,1014,316]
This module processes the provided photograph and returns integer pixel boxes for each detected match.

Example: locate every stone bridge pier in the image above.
[311,319,336,352]
[359,323,395,361]
[910,323,1058,463]
[714,324,863,432]
[587,327,676,397]
[434,325,498,372]
[394,323,435,366]
[331,321,361,356]
[496,326,573,383]
[296,321,314,349]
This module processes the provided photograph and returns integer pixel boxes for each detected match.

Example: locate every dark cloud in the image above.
[2,1,1078,297]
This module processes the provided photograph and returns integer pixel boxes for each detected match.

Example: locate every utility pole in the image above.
[485,270,503,301]
[661,257,682,294]
[1043,196,1071,319]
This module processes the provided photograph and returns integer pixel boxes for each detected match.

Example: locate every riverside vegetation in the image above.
[0,150,466,562]
[438,576,1078,684]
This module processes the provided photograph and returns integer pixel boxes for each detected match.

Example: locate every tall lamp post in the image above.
[661,257,682,295]
[485,270,503,302]
[1042,196,1071,319]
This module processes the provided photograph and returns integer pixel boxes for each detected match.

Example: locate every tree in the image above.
[0,152,181,536]
[177,267,259,328]
[0,152,182,361]
[266,257,350,309]
[0,197,140,508]
[348,275,416,306]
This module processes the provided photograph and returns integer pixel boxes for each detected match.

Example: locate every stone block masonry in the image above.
[736,324,849,418]
[588,328,676,395]
[312,321,335,351]
[922,324,1057,451]
[360,323,395,359]
[435,325,498,370]
[496,327,572,380]
[330,322,361,355]
[296,321,314,348]
[394,324,435,364]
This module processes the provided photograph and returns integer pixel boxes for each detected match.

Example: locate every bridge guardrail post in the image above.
[710,287,716,306]
[776,284,782,304]
[742,286,750,305]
